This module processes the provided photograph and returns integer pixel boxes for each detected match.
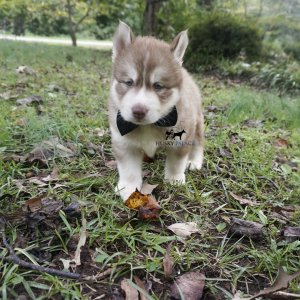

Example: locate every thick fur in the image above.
[109,21,204,200]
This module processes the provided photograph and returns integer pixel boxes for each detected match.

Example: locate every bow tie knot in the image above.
[116,106,178,136]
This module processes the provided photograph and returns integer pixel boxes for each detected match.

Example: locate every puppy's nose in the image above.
[132,105,148,120]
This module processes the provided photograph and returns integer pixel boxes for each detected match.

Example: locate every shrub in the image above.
[185,12,263,70]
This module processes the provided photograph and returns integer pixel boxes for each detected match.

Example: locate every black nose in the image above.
[132,105,148,120]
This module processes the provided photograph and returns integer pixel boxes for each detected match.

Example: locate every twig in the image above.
[269,291,300,299]
[0,217,113,281]
[0,217,80,279]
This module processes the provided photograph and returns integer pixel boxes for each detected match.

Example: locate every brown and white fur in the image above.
[109,21,204,200]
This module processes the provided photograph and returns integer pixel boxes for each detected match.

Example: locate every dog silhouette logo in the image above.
[165,129,186,140]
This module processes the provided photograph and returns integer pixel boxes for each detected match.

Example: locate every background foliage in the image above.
[0,0,299,93]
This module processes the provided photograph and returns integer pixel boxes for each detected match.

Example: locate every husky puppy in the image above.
[109,21,204,200]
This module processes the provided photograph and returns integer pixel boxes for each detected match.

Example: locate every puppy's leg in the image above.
[165,147,189,184]
[188,113,204,170]
[115,146,143,201]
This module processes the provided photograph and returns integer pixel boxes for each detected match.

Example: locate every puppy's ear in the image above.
[112,21,134,62]
[170,30,189,65]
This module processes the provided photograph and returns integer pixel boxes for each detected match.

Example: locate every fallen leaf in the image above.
[125,190,149,209]
[206,105,225,112]
[274,138,289,148]
[229,217,264,239]
[26,138,75,165]
[125,190,161,220]
[281,226,300,243]
[219,147,232,158]
[133,276,148,300]
[121,279,139,300]
[143,154,155,163]
[16,95,42,106]
[28,178,48,186]
[16,65,36,75]
[24,195,43,212]
[137,206,161,220]
[170,271,205,300]
[74,216,87,266]
[237,268,300,300]
[0,91,19,101]
[167,222,199,238]
[229,192,259,206]
[140,182,158,195]
[94,127,108,137]
[163,242,174,279]
[40,166,59,182]
[47,84,62,92]
[63,201,81,218]
[15,118,27,126]
[242,119,264,128]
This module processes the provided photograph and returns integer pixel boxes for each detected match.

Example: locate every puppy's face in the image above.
[111,22,188,125]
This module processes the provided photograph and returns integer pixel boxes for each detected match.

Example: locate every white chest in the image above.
[127,126,164,157]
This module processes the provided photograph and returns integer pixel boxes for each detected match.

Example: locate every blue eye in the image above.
[124,79,133,87]
[153,82,164,91]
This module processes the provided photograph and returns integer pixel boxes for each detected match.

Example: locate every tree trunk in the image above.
[66,0,77,47]
[143,0,163,36]
[70,26,77,46]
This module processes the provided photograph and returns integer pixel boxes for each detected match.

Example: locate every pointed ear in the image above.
[112,21,134,62]
[170,30,189,65]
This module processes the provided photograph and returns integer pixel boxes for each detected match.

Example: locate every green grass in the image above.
[1,41,300,299]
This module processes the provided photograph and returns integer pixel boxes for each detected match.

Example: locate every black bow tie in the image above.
[116,106,178,136]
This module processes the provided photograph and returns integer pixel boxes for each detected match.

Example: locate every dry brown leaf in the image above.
[167,222,199,238]
[41,166,59,182]
[274,138,289,148]
[125,190,149,209]
[0,91,20,101]
[120,279,139,300]
[170,271,205,300]
[94,127,108,137]
[281,226,300,242]
[27,138,75,165]
[163,242,174,279]
[16,95,42,106]
[125,190,161,220]
[229,192,259,206]
[140,182,158,195]
[237,267,300,300]
[74,216,87,266]
[24,195,44,212]
[133,276,148,300]
[16,65,36,75]
[229,217,264,239]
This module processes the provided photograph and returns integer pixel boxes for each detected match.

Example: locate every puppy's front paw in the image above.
[188,159,203,170]
[115,181,142,201]
[165,173,186,185]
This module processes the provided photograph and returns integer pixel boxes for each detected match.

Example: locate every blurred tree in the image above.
[0,0,28,35]
[143,0,167,35]
[93,0,144,39]
[66,0,93,46]
[197,0,215,10]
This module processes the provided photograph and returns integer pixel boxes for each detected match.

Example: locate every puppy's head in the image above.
[111,21,188,125]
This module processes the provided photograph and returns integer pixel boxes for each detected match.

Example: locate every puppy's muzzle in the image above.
[132,104,149,120]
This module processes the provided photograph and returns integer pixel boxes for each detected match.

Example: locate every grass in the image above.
[0,40,300,299]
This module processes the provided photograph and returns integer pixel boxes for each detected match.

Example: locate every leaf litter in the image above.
[167,222,199,238]
[125,184,161,220]
[170,271,205,300]
[234,267,300,299]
